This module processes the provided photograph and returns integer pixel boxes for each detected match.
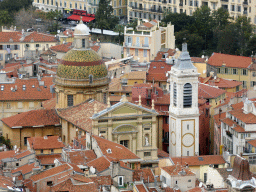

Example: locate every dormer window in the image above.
[82,39,85,48]
[22,85,26,90]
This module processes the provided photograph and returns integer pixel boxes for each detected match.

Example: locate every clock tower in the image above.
[169,43,200,157]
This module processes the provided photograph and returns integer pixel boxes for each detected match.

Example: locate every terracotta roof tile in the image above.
[14,150,33,159]
[247,139,256,147]
[191,57,206,63]
[164,187,181,192]
[42,98,56,109]
[199,77,242,89]
[232,102,244,110]
[0,176,14,189]
[37,154,61,165]
[148,61,172,74]
[27,136,64,150]
[91,45,100,52]
[11,162,40,175]
[127,71,147,80]
[90,175,112,187]
[0,151,16,161]
[135,184,148,192]
[186,187,202,192]
[208,53,252,68]
[66,150,97,165]
[0,77,54,101]
[86,156,111,172]
[154,49,176,61]
[62,29,74,37]
[198,83,226,99]
[0,32,22,43]
[162,164,195,176]
[2,109,60,128]
[23,32,58,42]
[133,168,155,183]
[143,22,154,28]
[50,42,73,53]
[229,109,256,124]
[57,99,107,132]
[171,155,225,166]
[92,135,140,160]
[157,149,169,158]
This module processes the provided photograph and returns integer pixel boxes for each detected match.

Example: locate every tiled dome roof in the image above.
[57,49,108,79]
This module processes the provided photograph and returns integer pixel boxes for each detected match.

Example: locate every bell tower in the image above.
[169,43,199,157]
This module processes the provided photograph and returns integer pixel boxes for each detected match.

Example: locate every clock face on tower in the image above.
[182,133,194,147]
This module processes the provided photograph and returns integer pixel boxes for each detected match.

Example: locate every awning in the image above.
[67,15,95,22]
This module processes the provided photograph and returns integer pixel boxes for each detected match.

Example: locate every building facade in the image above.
[169,43,199,157]
[123,20,175,63]
[127,0,256,24]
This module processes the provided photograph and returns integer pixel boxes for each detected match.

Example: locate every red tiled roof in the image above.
[30,163,78,182]
[42,98,56,109]
[91,45,100,52]
[154,94,170,105]
[2,109,60,128]
[162,164,195,176]
[133,168,155,183]
[147,73,168,81]
[232,102,244,110]
[0,151,16,161]
[93,135,140,160]
[63,29,74,37]
[11,162,40,175]
[27,136,64,150]
[199,77,242,89]
[164,187,181,192]
[14,150,33,159]
[0,32,22,43]
[247,139,256,147]
[0,77,54,101]
[0,176,14,189]
[67,150,97,165]
[208,53,252,68]
[148,61,172,74]
[23,32,58,42]
[154,49,176,61]
[50,175,98,192]
[37,154,61,165]
[143,22,154,28]
[90,175,112,186]
[229,109,256,124]
[86,156,111,172]
[50,42,73,53]
[187,187,202,192]
[191,57,206,63]
[135,184,148,192]
[198,83,226,99]
[57,99,107,132]
[158,149,169,158]
[171,155,226,166]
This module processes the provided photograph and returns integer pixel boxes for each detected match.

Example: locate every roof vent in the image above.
[32,85,35,88]
[107,149,112,154]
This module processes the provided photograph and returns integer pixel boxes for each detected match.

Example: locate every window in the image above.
[233,68,237,75]
[41,149,44,154]
[18,102,23,109]
[118,176,124,186]
[214,164,218,168]
[225,68,229,74]
[82,39,85,48]
[231,5,235,11]
[67,95,73,107]
[36,44,39,48]
[183,83,192,108]
[189,0,192,6]
[14,45,18,50]
[173,82,177,106]
[143,50,147,57]
[120,140,129,148]
[51,0,53,5]
[237,6,241,12]
[51,149,54,153]
[144,152,151,156]
[188,179,191,182]
[7,45,10,48]
[16,163,19,166]
[242,81,247,88]
[70,2,72,8]
[187,151,189,156]
[47,181,53,186]
[242,69,247,75]
[0,45,2,50]
[24,137,30,146]
[135,49,138,56]
[204,173,207,183]
[187,124,189,130]
[6,102,11,109]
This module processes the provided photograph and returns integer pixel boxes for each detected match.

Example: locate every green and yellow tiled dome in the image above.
[57,49,108,79]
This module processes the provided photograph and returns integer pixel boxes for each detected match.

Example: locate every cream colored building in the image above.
[0,26,58,67]
[124,20,175,63]
[33,0,127,17]
[127,0,256,24]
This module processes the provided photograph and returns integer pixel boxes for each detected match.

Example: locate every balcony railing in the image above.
[221,0,228,2]
[131,6,163,13]
[162,0,167,3]
[243,1,248,5]
[243,11,248,15]
[124,43,149,48]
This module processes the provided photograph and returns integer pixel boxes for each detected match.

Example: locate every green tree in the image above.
[46,10,62,33]
[212,7,230,30]
[245,35,256,56]
[95,0,118,33]
[0,0,33,13]
[175,30,204,57]
[0,10,13,26]
[114,24,124,44]
[127,18,137,30]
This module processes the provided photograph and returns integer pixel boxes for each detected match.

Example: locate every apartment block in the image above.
[127,0,256,24]
[123,20,175,63]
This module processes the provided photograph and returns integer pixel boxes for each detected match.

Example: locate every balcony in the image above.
[243,11,248,15]
[221,0,228,2]
[124,30,151,36]
[124,42,150,48]
[179,3,183,6]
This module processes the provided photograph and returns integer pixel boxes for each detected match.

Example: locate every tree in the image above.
[114,24,124,44]
[212,7,230,30]
[0,10,13,26]
[95,0,118,33]
[175,30,204,57]
[0,0,33,13]
[46,10,62,33]
[14,8,36,30]
[127,19,137,30]
[245,35,256,57]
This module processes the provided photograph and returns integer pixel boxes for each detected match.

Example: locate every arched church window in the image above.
[173,82,177,106]
[183,83,192,108]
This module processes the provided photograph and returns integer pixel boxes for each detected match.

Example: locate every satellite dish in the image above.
[199,182,203,188]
